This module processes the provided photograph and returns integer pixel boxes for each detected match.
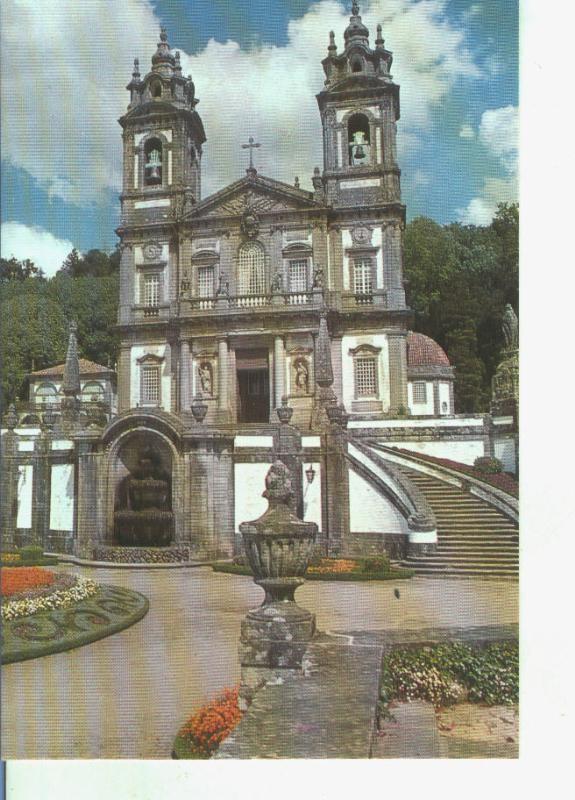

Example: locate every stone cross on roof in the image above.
[241,136,261,173]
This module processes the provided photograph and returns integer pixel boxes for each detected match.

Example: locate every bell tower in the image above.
[119,28,206,219]
[316,2,401,209]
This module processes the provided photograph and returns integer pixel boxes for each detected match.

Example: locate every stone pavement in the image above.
[1,569,518,759]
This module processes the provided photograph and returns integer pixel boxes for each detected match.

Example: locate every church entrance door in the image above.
[236,349,270,423]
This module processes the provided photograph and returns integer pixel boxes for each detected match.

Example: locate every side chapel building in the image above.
[116,4,454,428]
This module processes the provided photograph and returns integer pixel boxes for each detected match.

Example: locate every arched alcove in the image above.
[348,113,371,166]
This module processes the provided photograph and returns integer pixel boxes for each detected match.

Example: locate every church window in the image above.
[35,383,58,404]
[141,366,160,406]
[289,259,308,292]
[351,58,363,73]
[144,138,163,186]
[238,242,265,295]
[353,256,373,296]
[143,274,160,307]
[348,114,371,166]
[198,266,214,297]
[354,357,378,398]
[413,382,427,404]
[81,382,105,403]
[151,81,162,98]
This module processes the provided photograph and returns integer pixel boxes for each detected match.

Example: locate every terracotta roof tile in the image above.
[29,359,113,377]
[407,332,451,367]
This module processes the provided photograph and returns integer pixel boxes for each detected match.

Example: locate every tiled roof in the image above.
[29,359,113,378]
[407,332,451,367]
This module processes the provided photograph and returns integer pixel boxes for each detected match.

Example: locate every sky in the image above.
[0,0,518,276]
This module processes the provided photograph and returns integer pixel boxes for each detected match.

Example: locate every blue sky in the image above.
[1,0,518,274]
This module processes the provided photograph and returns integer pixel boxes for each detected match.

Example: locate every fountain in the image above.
[114,448,173,547]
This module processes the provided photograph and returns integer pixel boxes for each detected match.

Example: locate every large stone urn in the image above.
[239,461,317,670]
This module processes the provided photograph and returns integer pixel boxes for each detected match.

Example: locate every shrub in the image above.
[473,456,503,474]
[20,545,45,562]
[178,687,243,758]
[359,555,391,574]
[379,641,518,711]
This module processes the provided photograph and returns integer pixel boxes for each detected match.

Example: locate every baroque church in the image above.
[116,6,455,428]
[5,4,520,571]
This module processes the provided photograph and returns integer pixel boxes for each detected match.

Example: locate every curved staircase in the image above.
[398,467,518,579]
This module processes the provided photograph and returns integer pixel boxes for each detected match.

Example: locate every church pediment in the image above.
[184,174,324,222]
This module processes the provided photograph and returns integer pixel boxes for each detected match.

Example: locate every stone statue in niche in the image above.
[180,270,190,297]
[198,362,213,396]
[216,272,229,297]
[501,304,519,350]
[271,271,283,293]
[293,358,310,394]
[312,266,324,289]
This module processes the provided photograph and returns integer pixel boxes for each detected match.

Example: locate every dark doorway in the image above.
[236,349,270,423]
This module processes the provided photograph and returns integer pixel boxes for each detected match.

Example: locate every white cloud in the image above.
[1,222,75,277]
[2,0,481,205]
[457,105,518,225]
[459,124,475,139]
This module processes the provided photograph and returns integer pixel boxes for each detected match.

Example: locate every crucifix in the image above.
[241,136,261,171]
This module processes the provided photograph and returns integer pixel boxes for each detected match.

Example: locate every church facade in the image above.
[115,11,454,430]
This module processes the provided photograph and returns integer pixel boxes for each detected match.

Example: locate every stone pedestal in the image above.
[239,462,317,687]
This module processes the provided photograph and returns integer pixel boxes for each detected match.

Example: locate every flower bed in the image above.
[92,545,191,564]
[392,448,518,497]
[1,567,56,597]
[379,641,519,714]
[174,687,243,759]
[1,571,99,622]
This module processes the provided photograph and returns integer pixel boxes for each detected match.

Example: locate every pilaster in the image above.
[388,333,408,413]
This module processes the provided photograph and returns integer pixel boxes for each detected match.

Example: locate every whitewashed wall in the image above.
[348,469,407,534]
[49,463,75,531]
[234,463,272,532]
[386,439,485,465]
[407,380,434,416]
[16,465,33,528]
[439,382,451,414]
[494,438,516,473]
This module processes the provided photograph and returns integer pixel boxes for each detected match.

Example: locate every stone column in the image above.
[273,336,286,411]
[117,345,132,412]
[0,420,19,549]
[32,431,51,549]
[323,414,350,557]
[433,381,440,417]
[388,333,408,414]
[180,339,191,411]
[217,338,230,423]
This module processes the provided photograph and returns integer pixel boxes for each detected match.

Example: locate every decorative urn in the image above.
[191,395,208,423]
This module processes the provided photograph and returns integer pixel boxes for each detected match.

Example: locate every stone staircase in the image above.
[398,468,519,579]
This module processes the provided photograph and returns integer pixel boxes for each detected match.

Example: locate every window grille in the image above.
[413,382,427,403]
[355,357,377,397]
[198,266,214,297]
[238,242,265,295]
[141,366,160,405]
[143,274,160,306]
[353,257,373,295]
[289,259,308,292]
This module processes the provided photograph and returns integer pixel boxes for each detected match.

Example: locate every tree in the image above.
[0,257,43,282]
[60,248,83,277]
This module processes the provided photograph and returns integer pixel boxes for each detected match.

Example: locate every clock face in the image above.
[143,243,162,261]
[352,226,371,244]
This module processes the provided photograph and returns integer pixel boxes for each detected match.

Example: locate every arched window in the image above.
[144,137,163,186]
[150,80,162,98]
[348,113,371,166]
[81,382,105,403]
[351,57,363,73]
[35,382,58,404]
[238,242,265,295]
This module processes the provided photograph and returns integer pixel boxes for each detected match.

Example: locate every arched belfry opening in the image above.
[144,137,163,186]
[348,113,371,166]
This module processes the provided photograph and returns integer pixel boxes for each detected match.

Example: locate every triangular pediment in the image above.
[184,173,324,221]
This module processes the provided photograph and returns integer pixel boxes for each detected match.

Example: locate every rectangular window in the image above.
[143,274,160,307]
[198,266,214,297]
[353,257,373,295]
[141,366,160,406]
[355,357,377,397]
[413,382,427,403]
[289,259,308,292]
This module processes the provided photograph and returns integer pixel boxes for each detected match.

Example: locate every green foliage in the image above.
[1,257,44,282]
[404,203,519,412]
[0,249,119,406]
[473,456,503,474]
[379,641,519,709]
[20,545,45,561]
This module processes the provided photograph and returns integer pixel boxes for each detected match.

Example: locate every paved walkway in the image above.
[1,567,518,759]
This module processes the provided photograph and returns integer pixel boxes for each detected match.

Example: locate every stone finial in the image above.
[502,304,519,350]
[262,460,294,505]
[294,176,300,189]
[352,1,360,16]
[160,26,168,43]
[276,395,294,425]
[328,30,337,52]
[315,309,334,388]
[63,320,80,397]
[132,58,140,79]
[376,24,384,47]
[4,403,18,430]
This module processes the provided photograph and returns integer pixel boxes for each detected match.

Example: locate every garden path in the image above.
[1,567,517,759]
